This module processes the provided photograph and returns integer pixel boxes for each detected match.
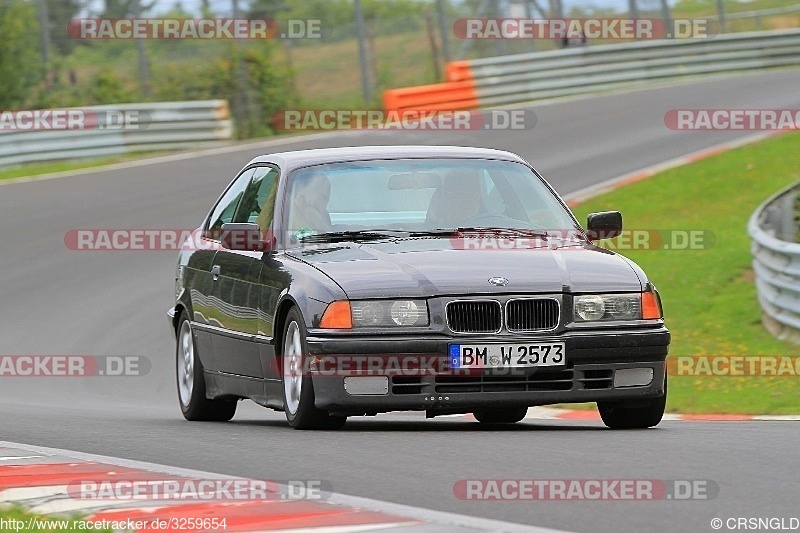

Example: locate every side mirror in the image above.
[586,211,623,241]
[220,223,274,251]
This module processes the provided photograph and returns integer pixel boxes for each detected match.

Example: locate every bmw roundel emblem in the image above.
[488,277,509,286]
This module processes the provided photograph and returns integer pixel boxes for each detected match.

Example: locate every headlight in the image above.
[574,293,645,322]
[351,300,428,327]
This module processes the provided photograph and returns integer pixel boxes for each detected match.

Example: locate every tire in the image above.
[473,406,528,424]
[176,314,237,422]
[281,308,347,430]
[597,376,667,429]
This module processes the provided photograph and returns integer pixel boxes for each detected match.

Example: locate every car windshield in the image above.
[284,159,578,238]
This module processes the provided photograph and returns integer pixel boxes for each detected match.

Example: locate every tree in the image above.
[46,0,83,55]
[100,0,155,18]
[247,0,427,26]
[0,0,44,109]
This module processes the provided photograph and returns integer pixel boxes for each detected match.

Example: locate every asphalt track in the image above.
[1,70,799,532]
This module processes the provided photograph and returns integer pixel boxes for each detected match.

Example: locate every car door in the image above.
[189,167,253,373]
[209,166,279,378]
[252,170,290,396]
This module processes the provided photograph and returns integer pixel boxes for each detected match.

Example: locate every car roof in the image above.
[245,145,530,173]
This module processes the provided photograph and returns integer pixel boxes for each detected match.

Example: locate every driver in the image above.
[290,171,332,235]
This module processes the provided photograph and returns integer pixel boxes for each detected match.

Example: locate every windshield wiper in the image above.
[297,229,409,243]
[409,227,551,238]
[298,227,559,243]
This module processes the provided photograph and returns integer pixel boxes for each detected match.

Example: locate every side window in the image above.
[205,168,255,239]
[233,166,279,231]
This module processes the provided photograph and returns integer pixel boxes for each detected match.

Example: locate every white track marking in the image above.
[562,131,779,205]
[0,485,69,502]
[0,441,571,533]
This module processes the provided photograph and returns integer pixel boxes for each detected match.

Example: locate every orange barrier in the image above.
[382,70,477,114]
[445,61,475,82]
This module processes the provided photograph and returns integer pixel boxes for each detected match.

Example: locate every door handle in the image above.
[211,265,221,281]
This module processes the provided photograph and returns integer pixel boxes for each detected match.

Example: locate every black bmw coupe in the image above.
[168,146,669,429]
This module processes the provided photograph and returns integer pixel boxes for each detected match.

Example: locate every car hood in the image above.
[287,238,643,299]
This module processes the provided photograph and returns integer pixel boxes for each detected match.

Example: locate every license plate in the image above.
[448,343,566,369]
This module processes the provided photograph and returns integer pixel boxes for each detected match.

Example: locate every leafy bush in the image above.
[0,0,44,109]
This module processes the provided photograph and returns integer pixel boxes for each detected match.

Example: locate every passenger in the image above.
[426,169,483,227]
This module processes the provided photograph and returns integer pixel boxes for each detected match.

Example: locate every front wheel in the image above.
[597,376,667,429]
[176,314,237,421]
[473,406,528,424]
[281,308,346,430]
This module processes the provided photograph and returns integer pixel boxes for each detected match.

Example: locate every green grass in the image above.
[569,132,800,415]
[0,152,172,182]
[0,506,111,532]
[672,0,800,18]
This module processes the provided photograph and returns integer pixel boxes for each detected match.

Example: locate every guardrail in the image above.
[707,4,800,26]
[748,182,800,344]
[0,100,233,167]
[383,29,800,112]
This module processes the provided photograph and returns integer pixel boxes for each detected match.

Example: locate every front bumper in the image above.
[306,327,669,416]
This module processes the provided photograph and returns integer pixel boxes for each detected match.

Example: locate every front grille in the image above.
[446,301,502,333]
[579,369,613,389]
[434,368,574,393]
[391,376,424,395]
[387,368,613,395]
[506,298,559,332]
